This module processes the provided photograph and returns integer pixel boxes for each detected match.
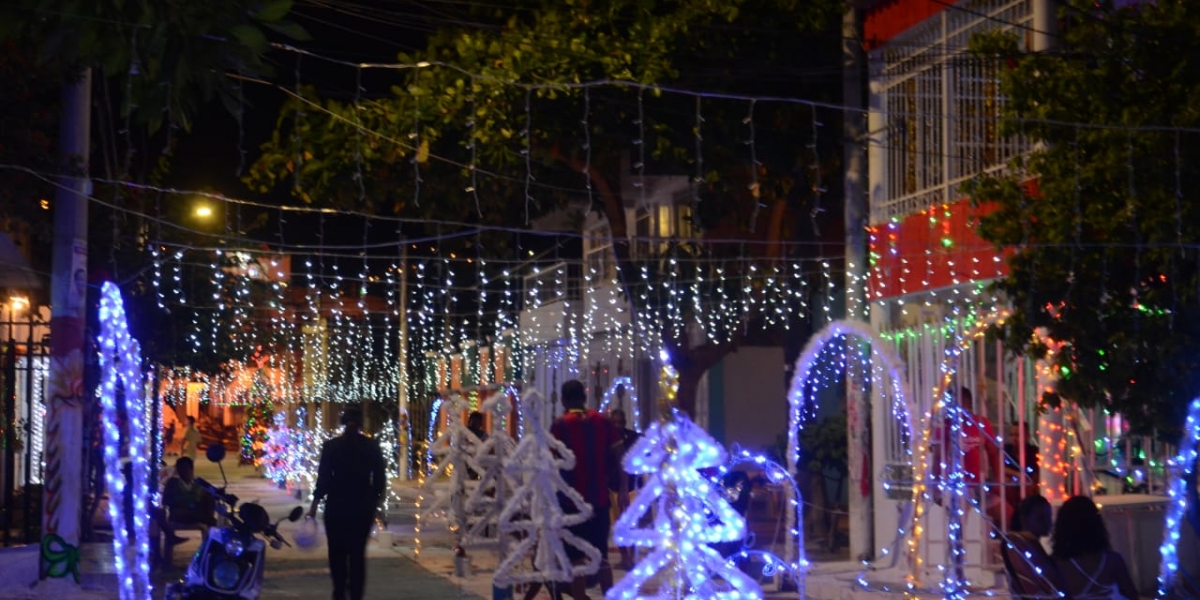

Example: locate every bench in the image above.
[162,521,212,567]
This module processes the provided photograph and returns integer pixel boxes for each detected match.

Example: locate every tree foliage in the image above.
[247,0,844,413]
[963,0,1200,435]
[0,0,309,133]
[1,0,309,370]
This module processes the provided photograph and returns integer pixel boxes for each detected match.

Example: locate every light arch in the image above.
[1158,397,1200,598]
[784,319,915,583]
[597,376,641,432]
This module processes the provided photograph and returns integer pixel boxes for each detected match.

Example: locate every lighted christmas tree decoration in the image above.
[462,389,518,548]
[1157,397,1200,598]
[493,389,600,587]
[609,399,760,599]
[263,413,291,486]
[98,281,155,600]
[240,377,274,466]
[416,393,483,554]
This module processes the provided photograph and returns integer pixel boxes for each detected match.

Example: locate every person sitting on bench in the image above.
[162,457,216,557]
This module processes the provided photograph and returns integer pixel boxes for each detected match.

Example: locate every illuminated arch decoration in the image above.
[903,308,1010,597]
[97,281,154,600]
[720,445,808,597]
[598,375,641,432]
[785,319,914,597]
[1158,397,1200,598]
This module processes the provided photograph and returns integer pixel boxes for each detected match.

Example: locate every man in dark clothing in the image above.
[551,380,619,600]
[163,457,216,527]
[307,407,387,600]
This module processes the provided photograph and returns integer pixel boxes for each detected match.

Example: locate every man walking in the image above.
[307,406,386,600]
[551,380,619,600]
[180,416,202,460]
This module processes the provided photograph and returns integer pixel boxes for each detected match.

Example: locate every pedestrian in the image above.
[607,408,640,570]
[307,406,386,600]
[165,422,176,456]
[931,388,999,508]
[180,416,202,460]
[551,380,619,600]
[1052,495,1138,600]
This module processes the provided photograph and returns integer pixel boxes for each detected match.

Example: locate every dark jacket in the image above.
[312,432,387,520]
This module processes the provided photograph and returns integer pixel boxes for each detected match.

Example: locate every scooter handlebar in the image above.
[194,477,238,507]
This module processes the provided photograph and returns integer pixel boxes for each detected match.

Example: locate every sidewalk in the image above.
[0,458,485,600]
[3,458,846,600]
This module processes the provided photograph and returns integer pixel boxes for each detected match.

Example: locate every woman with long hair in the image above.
[1052,495,1138,600]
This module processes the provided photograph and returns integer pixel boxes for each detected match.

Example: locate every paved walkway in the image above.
[0,459,484,600]
[4,457,852,599]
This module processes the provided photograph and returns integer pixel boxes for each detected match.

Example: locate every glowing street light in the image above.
[194,205,214,218]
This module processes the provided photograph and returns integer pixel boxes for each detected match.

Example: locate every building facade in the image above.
[862,0,1043,581]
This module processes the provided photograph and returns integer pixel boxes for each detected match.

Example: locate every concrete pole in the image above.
[42,69,91,585]
[1032,0,1056,53]
[397,246,410,479]
[843,7,874,562]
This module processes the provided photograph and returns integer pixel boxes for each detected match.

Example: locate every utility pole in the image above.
[42,69,91,586]
[843,7,874,562]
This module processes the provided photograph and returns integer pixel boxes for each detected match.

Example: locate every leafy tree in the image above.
[247,0,845,414]
[963,0,1200,435]
[0,43,58,244]
[0,0,309,134]
[1,0,309,369]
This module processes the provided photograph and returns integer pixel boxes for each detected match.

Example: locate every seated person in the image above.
[1000,494,1064,599]
[163,457,216,530]
[121,461,187,553]
[1053,495,1138,600]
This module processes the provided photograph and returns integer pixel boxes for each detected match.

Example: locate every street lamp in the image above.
[9,296,29,313]
[194,205,214,219]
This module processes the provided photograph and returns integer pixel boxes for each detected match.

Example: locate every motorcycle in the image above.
[165,444,303,600]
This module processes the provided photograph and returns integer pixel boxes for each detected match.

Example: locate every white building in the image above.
[861,0,1042,583]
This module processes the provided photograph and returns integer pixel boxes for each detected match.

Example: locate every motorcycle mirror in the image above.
[206,444,227,463]
[287,506,304,522]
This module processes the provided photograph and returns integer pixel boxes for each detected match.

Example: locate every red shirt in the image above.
[551,408,617,509]
[934,412,996,484]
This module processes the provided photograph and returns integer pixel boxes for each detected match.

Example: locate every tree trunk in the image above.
[674,364,705,417]
[544,146,756,418]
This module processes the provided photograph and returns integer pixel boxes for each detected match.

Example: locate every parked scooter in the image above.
[164,444,303,600]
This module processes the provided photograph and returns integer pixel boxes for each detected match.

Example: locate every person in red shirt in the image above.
[551,380,619,600]
[932,387,999,506]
